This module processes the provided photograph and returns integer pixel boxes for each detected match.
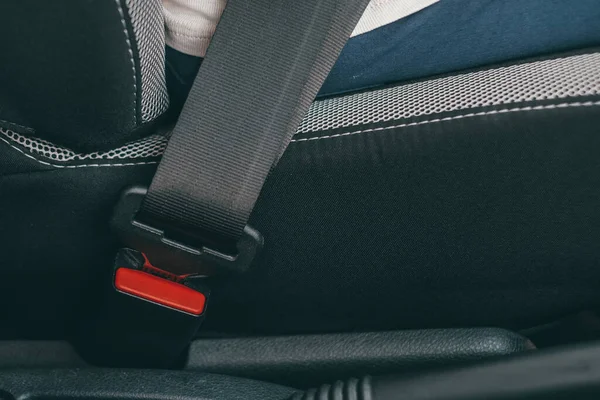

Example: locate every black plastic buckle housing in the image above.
[75,187,262,367]
[75,248,210,368]
[111,186,263,276]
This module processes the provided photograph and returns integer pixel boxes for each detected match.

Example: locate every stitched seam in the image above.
[3,101,598,168]
[0,119,35,132]
[0,126,167,162]
[115,0,138,127]
[0,135,158,169]
[291,101,600,143]
[298,52,600,134]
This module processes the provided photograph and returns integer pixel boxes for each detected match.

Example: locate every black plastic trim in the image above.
[187,328,535,388]
[0,369,295,400]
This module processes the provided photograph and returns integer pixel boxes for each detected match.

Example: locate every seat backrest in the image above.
[0,0,168,152]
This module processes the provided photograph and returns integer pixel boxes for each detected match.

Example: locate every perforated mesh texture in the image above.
[0,127,167,162]
[125,0,169,122]
[2,52,599,165]
[298,52,600,133]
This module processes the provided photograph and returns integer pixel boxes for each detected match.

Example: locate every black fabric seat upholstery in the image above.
[0,0,169,152]
[2,46,600,337]
[1,1,600,339]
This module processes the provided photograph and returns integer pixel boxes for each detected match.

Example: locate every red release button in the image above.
[115,268,206,315]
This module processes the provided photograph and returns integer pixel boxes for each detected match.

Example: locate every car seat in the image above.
[0,0,599,383]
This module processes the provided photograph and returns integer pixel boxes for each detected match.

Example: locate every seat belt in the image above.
[112,0,371,277]
[80,0,370,368]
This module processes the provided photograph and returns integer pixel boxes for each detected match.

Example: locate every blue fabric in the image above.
[319,0,600,97]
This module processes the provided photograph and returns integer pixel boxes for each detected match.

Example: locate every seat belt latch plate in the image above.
[110,186,263,276]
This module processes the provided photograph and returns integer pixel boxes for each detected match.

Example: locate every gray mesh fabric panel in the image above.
[0,127,167,162]
[298,52,600,133]
[125,0,169,122]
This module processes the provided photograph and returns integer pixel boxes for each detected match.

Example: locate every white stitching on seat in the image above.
[0,119,34,133]
[2,101,598,169]
[0,127,168,162]
[126,0,169,122]
[0,135,158,169]
[298,53,600,134]
[114,0,138,126]
[290,101,600,143]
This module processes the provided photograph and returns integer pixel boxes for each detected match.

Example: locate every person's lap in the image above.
[319,0,600,96]
[165,0,600,105]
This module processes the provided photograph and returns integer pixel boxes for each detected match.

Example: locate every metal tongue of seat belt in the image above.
[81,0,370,368]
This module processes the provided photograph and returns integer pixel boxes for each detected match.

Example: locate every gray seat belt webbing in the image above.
[137,0,370,254]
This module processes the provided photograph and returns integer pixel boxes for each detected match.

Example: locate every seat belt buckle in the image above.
[111,186,263,277]
[76,187,262,367]
[113,248,207,316]
[76,248,210,368]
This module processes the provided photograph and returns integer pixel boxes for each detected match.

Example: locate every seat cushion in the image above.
[1,50,599,337]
